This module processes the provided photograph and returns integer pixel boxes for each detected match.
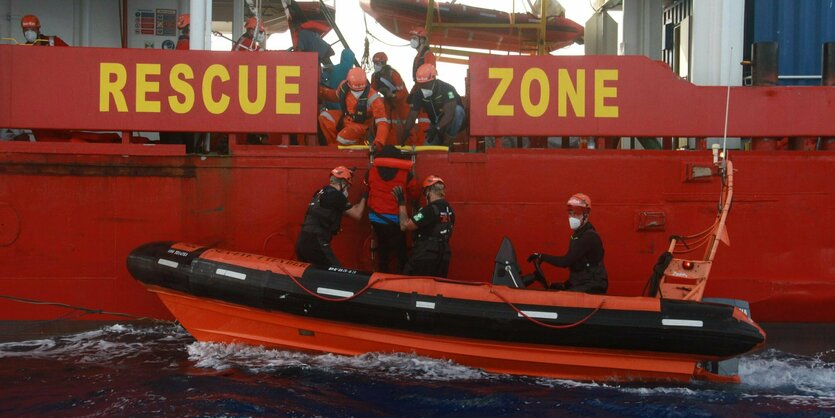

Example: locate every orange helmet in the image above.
[372,52,388,64]
[21,15,40,30]
[177,14,190,29]
[331,166,353,184]
[422,175,444,189]
[245,16,266,31]
[415,63,437,83]
[346,67,368,91]
[567,193,592,214]
[409,27,428,38]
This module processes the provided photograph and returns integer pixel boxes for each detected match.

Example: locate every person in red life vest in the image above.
[365,145,421,273]
[400,64,465,147]
[407,27,435,146]
[232,17,266,51]
[176,14,190,50]
[526,193,608,294]
[370,52,411,146]
[318,67,390,149]
[20,15,68,46]
[392,175,455,278]
[296,166,366,267]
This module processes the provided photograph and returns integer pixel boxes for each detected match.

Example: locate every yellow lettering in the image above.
[594,69,619,118]
[275,66,300,115]
[520,68,549,117]
[99,63,128,112]
[486,68,514,116]
[202,64,230,114]
[168,64,194,114]
[558,69,585,117]
[136,63,161,113]
[239,65,267,115]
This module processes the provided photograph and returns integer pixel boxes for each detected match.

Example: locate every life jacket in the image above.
[412,47,432,82]
[176,35,190,50]
[337,83,370,124]
[367,159,412,215]
[300,186,344,241]
[415,200,455,244]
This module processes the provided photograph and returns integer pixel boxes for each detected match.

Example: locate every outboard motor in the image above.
[491,237,525,288]
[701,298,754,377]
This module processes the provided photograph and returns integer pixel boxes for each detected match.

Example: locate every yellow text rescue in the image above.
[98,63,301,115]
[487,68,619,118]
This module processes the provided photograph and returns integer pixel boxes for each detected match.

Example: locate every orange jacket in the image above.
[320,81,390,144]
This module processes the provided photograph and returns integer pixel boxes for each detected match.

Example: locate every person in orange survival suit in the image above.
[408,27,435,146]
[232,17,266,51]
[364,145,421,273]
[318,67,390,149]
[296,166,366,267]
[370,52,411,146]
[21,14,68,46]
[176,14,190,50]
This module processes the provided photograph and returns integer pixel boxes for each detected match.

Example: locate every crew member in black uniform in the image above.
[296,166,366,266]
[400,64,465,146]
[392,175,455,277]
[527,193,608,294]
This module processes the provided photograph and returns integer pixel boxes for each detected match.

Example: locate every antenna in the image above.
[721,46,734,162]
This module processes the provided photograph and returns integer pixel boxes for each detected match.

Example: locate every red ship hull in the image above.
[1,146,832,323]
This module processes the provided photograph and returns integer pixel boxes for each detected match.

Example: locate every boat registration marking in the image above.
[317,287,354,298]
[216,268,247,281]
[416,301,436,309]
[518,310,558,320]
[662,319,704,328]
[157,259,179,268]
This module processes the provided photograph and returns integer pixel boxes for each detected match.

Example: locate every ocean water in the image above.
[0,323,833,417]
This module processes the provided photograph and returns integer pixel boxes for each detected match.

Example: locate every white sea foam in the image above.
[739,349,835,397]
[187,342,490,381]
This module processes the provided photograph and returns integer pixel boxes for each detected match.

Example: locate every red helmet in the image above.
[177,14,190,29]
[422,175,444,189]
[567,193,592,215]
[346,67,368,91]
[245,16,266,31]
[415,63,437,83]
[409,27,428,38]
[372,52,388,64]
[331,166,353,184]
[21,15,40,30]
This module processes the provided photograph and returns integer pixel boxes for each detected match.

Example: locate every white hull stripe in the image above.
[416,301,436,309]
[216,268,246,280]
[662,319,704,327]
[518,310,558,320]
[157,259,179,268]
[317,287,354,298]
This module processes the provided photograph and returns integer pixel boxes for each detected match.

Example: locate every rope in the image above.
[273,264,605,330]
[0,294,171,323]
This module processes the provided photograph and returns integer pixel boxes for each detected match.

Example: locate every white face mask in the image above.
[421,88,433,98]
[342,188,349,198]
[350,90,363,98]
[410,38,419,49]
[568,216,582,230]
[24,30,37,43]
[373,64,383,73]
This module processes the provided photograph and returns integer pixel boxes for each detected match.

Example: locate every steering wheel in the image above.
[531,258,549,288]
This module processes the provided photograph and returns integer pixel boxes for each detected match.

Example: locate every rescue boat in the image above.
[127,157,766,383]
[359,0,584,52]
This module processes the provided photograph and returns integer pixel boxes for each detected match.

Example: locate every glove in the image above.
[361,183,369,200]
[392,186,405,205]
[527,253,541,263]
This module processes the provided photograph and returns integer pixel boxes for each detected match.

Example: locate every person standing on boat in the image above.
[371,52,410,145]
[400,64,465,147]
[176,14,190,50]
[527,193,608,294]
[296,166,366,267]
[20,15,68,47]
[408,27,436,145]
[232,17,266,51]
[318,67,390,149]
[366,145,421,273]
[392,175,455,277]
